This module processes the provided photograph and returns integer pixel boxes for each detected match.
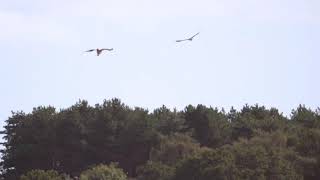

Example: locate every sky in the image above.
[0,0,320,129]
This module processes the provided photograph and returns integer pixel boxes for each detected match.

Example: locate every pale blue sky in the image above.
[0,0,319,128]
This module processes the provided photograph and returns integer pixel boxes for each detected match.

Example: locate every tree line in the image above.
[1,98,320,179]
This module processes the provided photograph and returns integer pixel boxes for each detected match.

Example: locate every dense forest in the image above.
[0,98,319,179]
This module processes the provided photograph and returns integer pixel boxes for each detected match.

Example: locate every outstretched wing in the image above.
[85,49,95,52]
[176,39,188,42]
[101,48,113,51]
[190,32,200,39]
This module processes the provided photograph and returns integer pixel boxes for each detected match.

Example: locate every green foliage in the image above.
[152,106,185,135]
[291,105,320,128]
[174,132,304,180]
[20,169,63,180]
[79,163,127,180]
[1,99,319,179]
[231,105,286,140]
[150,133,203,166]
[1,99,159,178]
[174,148,236,180]
[184,105,231,148]
[295,128,320,156]
[136,161,174,180]
[1,107,58,178]
[230,138,303,180]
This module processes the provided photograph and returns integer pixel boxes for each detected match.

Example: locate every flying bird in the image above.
[85,48,114,56]
[176,32,200,42]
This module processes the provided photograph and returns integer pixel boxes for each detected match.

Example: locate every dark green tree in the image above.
[184,105,231,148]
[174,148,236,180]
[291,105,320,128]
[79,163,127,180]
[136,161,174,180]
[152,105,185,135]
[20,169,63,180]
[1,107,57,179]
[150,133,203,166]
[231,105,286,140]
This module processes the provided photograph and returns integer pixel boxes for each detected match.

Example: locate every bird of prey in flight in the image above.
[85,48,114,56]
[176,32,200,42]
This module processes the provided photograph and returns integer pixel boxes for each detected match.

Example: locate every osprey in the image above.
[176,32,200,42]
[85,48,114,56]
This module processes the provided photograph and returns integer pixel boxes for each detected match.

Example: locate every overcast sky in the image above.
[0,0,319,127]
